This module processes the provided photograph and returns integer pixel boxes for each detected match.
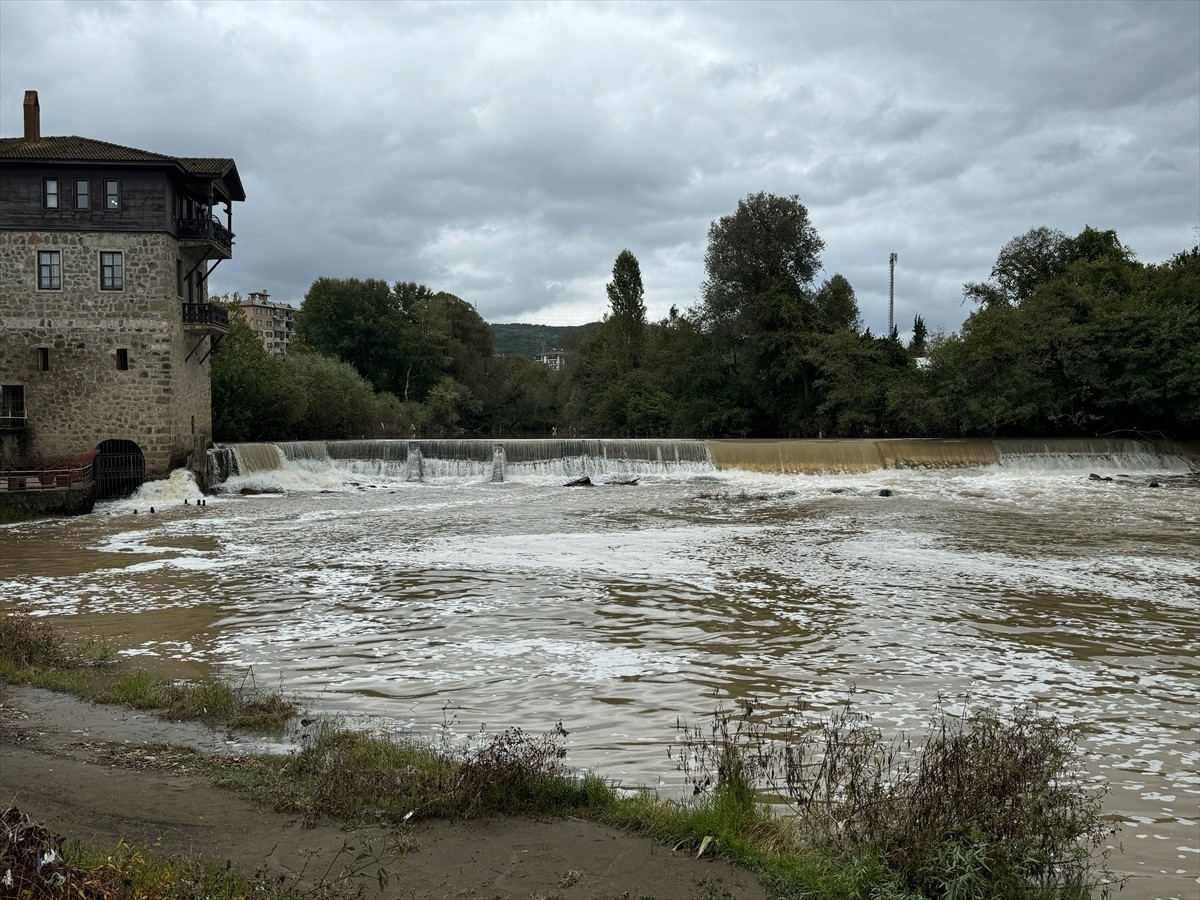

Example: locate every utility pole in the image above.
[888,252,898,337]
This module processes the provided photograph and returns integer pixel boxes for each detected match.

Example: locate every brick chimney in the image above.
[23,90,40,141]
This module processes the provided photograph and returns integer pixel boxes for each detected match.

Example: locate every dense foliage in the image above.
[211,196,1198,441]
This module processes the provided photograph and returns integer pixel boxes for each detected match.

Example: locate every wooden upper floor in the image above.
[0,92,244,258]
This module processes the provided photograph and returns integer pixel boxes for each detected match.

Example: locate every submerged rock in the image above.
[605,478,639,486]
[239,487,284,495]
[564,476,593,487]
[878,488,893,497]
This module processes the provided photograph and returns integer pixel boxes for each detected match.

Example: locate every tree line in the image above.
[211,192,1199,442]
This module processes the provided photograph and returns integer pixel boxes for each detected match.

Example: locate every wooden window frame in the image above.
[99,251,124,291]
[37,250,61,291]
[104,178,121,211]
[75,178,90,210]
[43,177,59,209]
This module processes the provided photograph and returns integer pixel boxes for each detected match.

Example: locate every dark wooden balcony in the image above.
[182,302,229,336]
[177,215,234,258]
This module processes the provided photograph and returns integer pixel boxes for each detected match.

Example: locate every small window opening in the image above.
[191,415,196,435]
[116,348,129,370]
[37,348,49,372]
[75,178,89,210]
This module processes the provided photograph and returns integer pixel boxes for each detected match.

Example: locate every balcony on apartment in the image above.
[177,214,235,258]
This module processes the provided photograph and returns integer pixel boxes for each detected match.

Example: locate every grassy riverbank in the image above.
[1,611,1120,900]
[0,609,295,730]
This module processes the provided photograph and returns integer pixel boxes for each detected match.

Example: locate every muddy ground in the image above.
[0,685,767,899]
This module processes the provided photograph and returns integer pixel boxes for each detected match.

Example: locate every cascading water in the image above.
[206,437,1197,488]
[208,442,288,483]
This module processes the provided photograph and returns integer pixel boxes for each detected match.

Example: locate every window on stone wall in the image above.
[1,385,25,428]
[37,250,61,290]
[43,178,59,209]
[37,348,49,372]
[99,251,124,291]
[116,348,129,371]
[104,179,121,210]
[75,178,90,210]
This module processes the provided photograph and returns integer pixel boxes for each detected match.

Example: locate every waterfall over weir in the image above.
[208,438,715,485]
[207,436,1196,487]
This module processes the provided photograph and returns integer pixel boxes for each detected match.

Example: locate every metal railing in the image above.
[1,453,96,492]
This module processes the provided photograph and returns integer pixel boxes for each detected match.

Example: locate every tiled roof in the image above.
[178,157,236,176]
[0,135,178,162]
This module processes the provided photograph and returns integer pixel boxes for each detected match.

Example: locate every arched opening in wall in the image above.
[94,439,146,499]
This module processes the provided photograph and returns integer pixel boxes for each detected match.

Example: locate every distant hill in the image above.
[489,322,593,358]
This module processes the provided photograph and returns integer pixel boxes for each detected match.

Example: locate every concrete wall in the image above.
[0,229,214,478]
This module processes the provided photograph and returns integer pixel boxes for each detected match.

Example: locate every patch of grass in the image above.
[0,609,294,733]
[208,718,611,827]
[94,670,296,731]
[0,608,111,695]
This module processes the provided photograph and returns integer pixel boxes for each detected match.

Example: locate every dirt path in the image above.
[0,686,767,899]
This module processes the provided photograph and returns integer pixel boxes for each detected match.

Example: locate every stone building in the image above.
[239,290,296,355]
[0,91,245,496]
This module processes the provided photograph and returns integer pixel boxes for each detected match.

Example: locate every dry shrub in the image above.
[672,695,1119,899]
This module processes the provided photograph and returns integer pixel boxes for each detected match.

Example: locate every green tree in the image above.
[908,314,928,357]
[604,249,647,367]
[281,352,379,439]
[696,193,858,435]
[700,192,825,342]
[210,300,300,441]
[295,278,406,395]
[812,274,862,334]
[425,375,482,434]
[480,354,558,436]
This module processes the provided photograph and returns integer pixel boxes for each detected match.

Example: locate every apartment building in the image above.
[239,290,296,355]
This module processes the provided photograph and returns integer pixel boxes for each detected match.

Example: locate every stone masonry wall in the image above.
[0,230,214,479]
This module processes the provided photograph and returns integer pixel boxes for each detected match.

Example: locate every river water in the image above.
[1,439,1197,897]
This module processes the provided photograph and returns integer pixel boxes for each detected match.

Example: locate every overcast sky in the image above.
[2,0,1197,337]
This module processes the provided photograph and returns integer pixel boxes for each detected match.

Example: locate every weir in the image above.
[707,437,1196,474]
[207,437,1197,486]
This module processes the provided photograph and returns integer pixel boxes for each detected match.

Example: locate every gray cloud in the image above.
[2,0,1196,337]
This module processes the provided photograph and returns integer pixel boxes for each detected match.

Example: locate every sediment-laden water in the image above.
[2,439,1197,897]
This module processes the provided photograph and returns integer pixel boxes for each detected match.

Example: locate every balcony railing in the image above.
[182,302,230,334]
[177,215,234,255]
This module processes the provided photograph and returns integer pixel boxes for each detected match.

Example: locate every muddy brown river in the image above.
[2,439,1197,897]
